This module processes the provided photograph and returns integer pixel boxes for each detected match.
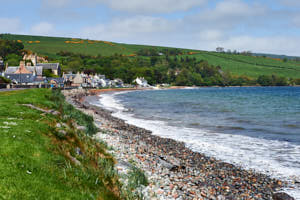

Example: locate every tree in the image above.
[190,73,203,86]
[0,76,11,83]
[175,69,192,86]
[216,47,224,53]
[5,54,22,66]
[43,69,59,78]
[150,56,158,66]
[67,60,82,72]
[257,75,273,86]
[0,39,24,58]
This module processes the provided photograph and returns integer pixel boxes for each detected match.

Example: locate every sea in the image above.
[96,87,300,198]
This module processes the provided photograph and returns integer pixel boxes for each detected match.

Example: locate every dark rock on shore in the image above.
[273,192,295,200]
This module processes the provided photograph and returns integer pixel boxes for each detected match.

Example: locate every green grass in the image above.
[2,33,300,79]
[178,52,300,78]
[0,89,120,199]
[0,34,186,57]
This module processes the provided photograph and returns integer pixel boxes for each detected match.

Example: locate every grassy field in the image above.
[0,89,121,199]
[0,34,189,57]
[1,33,300,79]
[179,52,300,78]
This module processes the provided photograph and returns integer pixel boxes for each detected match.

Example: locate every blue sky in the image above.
[1,0,300,56]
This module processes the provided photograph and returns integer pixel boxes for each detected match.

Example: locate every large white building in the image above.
[133,77,150,87]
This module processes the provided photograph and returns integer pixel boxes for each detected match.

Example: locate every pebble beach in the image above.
[63,89,295,200]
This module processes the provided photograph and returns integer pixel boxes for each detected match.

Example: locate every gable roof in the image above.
[37,63,59,70]
[4,73,37,83]
[14,64,32,74]
[5,67,18,74]
[27,66,43,76]
[6,66,43,76]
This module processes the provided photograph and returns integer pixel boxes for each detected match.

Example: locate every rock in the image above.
[157,156,179,171]
[75,147,83,155]
[272,193,295,200]
[22,104,60,115]
[66,152,81,166]
[217,195,226,200]
[77,125,86,131]
[58,130,67,136]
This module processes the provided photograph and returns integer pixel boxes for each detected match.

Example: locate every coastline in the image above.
[63,88,294,200]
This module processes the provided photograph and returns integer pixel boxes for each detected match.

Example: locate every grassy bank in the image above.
[0,89,121,199]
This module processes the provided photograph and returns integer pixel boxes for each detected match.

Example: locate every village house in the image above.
[3,61,44,84]
[23,53,47,66]
[63,72,120,88]
[38,63,61,76]
[133,77,150,87]
[23,53,61,76]
[3,53,61,84]
[47,77,64,88]
[111,78,124,87]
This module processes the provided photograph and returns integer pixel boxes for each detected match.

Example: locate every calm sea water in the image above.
[98,87,300,197]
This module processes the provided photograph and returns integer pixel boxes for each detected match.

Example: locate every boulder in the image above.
[273,192,295,200]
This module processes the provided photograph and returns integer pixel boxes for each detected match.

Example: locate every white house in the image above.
[133,77,150,87]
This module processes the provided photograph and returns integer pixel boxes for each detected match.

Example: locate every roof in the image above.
[5,67,18,74]
[47,77,64,84]
[6,66,43,76]
[64,74,76,79]
[4,73,37,83]
[15,64,32,74]
[37,63,60,70]
[27,66,43,76]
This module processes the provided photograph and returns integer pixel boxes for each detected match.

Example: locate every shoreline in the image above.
[63,88,294,200]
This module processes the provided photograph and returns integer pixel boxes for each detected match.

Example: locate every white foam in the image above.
[98,92,300,199]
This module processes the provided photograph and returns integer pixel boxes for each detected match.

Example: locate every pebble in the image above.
[64,90,292,200]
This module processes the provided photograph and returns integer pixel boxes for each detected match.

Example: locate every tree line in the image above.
[55,51,299,86]
[0,39,24,67]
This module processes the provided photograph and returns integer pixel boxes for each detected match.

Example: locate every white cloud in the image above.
[80,16,175,41]
[214,36,300,56]
[198,30,224,41]
[0,18,21,33]
[191,0,267,30]
[84,0,207,13]
[42,0,71,8]
[292,14,300,27]
[277,0,300,7]
[30,22,55,36]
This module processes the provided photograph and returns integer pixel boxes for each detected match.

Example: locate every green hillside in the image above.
[0,33,190,57]
[180,52,300,78]
[1,33,300,79]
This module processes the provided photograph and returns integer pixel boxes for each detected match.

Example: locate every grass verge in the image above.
[0,89,120,199]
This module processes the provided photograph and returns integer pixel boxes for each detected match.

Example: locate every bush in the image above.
[0,76,11,83]
[47,89,98,136]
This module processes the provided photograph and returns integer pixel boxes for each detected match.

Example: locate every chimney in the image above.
[33,54,37,66]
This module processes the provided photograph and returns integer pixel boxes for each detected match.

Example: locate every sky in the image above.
[0,0,300,56]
